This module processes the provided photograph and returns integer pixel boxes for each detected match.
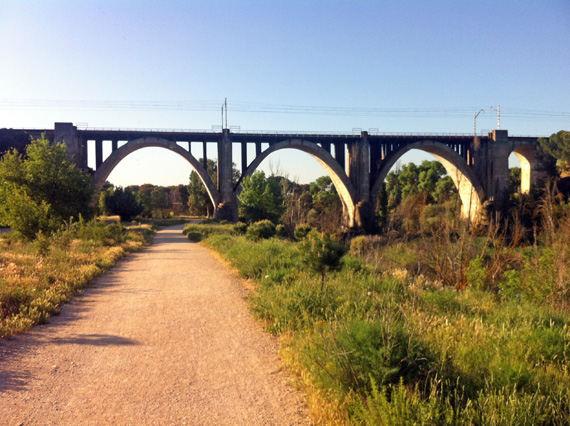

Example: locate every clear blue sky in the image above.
[1,0,568,186]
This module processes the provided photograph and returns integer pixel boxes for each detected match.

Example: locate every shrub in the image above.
[246,220,276,240]
[233,221,248,235]
[300,230,346,290]
[186,231,202,242]
[275,224,288,238]
[350,235,372,257]
[294,224,312,240]
[307,318,434,394]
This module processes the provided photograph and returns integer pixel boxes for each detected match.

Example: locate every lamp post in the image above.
[490,105,501,129]
[474,109,484,136]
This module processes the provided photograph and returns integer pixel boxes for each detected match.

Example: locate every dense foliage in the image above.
[385,160,457,209]
[238,171,285,223]
[539,130,570,173]
[98,183,190,219]
[105,187,143,221]
[0,135,93,239]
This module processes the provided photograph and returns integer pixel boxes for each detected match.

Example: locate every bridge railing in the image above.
[79,127,481,138]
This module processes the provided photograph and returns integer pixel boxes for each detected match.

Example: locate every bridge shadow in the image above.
[0,331,140,394]
[0,270,143,394]
[51,333,139,346]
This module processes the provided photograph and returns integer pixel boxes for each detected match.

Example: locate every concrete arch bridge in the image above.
[23,123,549,230]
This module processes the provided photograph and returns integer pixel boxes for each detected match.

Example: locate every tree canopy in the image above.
[105,187,143,221]
[385,160,457,209]
[538,130,570,173]
[0,135,93,239]
[238,171,285,223]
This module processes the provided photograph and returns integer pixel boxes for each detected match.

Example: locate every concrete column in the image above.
[215,130,238,221]
[348,131,374,230]
[241,142,247,175]
[334,142,345,169]
[348,132,370,202]
[489,130,510,212]
[54,122,84,170]
[95,139,103,170]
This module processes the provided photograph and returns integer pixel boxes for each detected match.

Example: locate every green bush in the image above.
[294,224,312,240]
[183,222,235,240]
[275,223,288,238]
[234,221,248,235]
[350,235,372,257]
[306,317,434,394]
[246,220,276,240]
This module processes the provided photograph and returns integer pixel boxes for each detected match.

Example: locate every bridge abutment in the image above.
[54,122,87,170]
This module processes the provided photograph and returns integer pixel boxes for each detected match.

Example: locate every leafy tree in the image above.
[98,191,109,216]
[0,135,93,239]
[106,187,142,221]
[433,176,457,203]
[538,130,570,174]
[150,187,168,213]
[509,167,522,194]
[134,184,154,217]
[168,185,189,214]
[238,171,285,223]
[385,160,457,209]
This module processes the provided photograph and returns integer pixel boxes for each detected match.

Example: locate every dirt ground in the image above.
[0,225,310,425]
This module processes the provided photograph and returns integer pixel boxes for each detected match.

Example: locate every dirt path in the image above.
[0,225,309,425]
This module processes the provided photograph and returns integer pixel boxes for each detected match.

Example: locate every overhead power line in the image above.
[0,98,569,122]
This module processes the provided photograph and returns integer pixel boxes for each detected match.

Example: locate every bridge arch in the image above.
[510,144,542,194]
[237,139,358,227]
[371,141,485,221]
[92,137,219,207]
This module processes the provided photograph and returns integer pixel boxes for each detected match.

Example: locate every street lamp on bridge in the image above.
[474,109,484,136]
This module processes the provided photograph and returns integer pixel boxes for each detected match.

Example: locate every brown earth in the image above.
[0,225,310,425]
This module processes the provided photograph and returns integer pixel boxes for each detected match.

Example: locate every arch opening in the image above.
[372,142,484,222]
[237,139,357,227]
[92,137,219,208]
[510,145,538,195]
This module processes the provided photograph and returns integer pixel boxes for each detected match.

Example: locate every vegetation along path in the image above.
[0,225,309,425]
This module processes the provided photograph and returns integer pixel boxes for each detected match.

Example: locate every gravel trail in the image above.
[0,225,309,425]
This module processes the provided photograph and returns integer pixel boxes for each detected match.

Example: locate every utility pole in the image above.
[474,109,484,136]
[490,105,501,129]
[224,98,228,130]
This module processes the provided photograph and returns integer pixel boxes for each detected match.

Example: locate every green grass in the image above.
[191,222,570,425]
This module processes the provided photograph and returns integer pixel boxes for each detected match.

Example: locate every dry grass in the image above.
[0,221,154,339]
